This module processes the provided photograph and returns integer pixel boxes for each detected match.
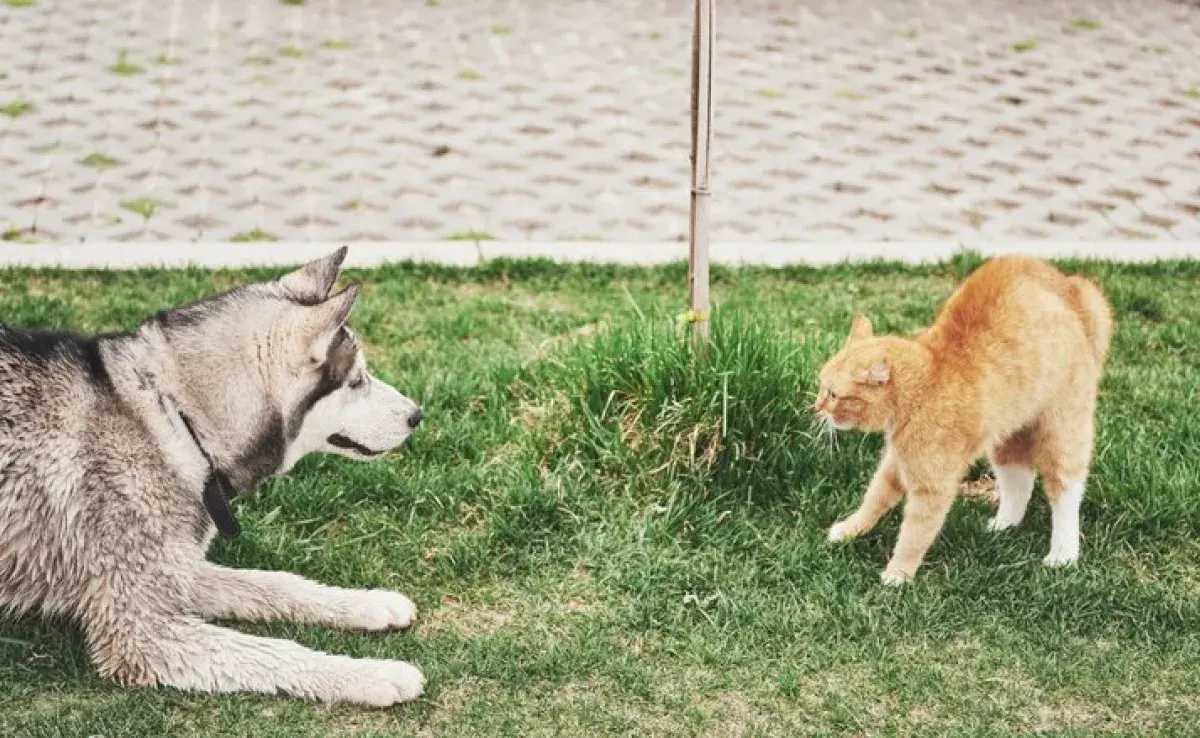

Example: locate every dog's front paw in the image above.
[827,519,860,543]
[341,659,425,708]
[880,567,913,586]
[344,590,417,631]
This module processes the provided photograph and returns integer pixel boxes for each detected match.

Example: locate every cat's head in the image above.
[814,315,895,433]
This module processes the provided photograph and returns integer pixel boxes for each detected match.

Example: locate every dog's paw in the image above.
[342,659,425,708]
[345,590,417,631]
[827,520,859,543]
[880,568,913,586]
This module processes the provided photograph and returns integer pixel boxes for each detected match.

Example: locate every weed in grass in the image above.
[279,0,304,5]
[1012,39,1039,53]
[108,51,144,76]
[1186,85,1200,100]
[2,0,36,7]
[443,231,496,241]
[0,100,33,118]
[457,69,482,81]
[278,45,305,59]
[1,226,22,241]
[1070,18,1101,31]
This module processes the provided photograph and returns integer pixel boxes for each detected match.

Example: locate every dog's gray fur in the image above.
[0,248,426,707]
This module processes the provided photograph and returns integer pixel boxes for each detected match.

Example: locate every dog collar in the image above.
[177,411,242,539]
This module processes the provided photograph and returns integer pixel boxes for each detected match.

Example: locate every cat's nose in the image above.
[407,408,423,429]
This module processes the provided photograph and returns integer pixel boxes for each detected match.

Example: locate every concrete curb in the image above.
[0,241,1196,269]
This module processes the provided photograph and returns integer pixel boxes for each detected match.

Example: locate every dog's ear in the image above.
[303,283,360,360]
[279,246,349,303]
[847,314,873,343]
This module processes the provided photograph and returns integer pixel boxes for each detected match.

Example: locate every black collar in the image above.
[177,411,242,539]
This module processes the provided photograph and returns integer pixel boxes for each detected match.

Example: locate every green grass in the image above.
[443,231,496,241]
[1070,18,1102,31]
[1,257,1199,735]
[230,228,280,243]
[0,100,33,119]
[79,153,120,169]
[1012,39,1039,53]
[108,51,144,77]
[278,45,305,59]
[456,69,482,81]
[2,0,37,8]
[118,198,163,219]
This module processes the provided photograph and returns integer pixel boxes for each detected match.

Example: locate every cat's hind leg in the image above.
[986,427,1038,532]
[1034,388,1097,567]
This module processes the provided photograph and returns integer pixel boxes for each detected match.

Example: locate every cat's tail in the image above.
[1065,275,1113,366]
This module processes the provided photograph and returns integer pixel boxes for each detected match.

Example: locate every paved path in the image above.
[2,0,1199,245]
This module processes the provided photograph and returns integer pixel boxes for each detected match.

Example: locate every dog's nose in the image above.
[407,408,423,429]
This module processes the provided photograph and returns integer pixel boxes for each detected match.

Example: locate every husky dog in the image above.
[0,248,426,707]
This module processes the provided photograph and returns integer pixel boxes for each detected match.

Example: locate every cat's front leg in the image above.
[881,478,957,585]
[829,450,904,543]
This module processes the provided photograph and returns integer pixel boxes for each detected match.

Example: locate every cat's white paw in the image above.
[880,568,912,586]
[986,515,1019,533]
[343,590,417,631]
[339,659,425,708]
[1042,549,1079,568]
[827,520,858,543]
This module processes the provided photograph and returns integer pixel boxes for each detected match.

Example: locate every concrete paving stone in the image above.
[2,0,1199,244]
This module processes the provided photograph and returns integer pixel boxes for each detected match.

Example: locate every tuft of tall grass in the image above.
[525,308,879,524]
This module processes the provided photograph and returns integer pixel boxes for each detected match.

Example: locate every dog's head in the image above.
[153,247,421,489]
[273,248,423,469]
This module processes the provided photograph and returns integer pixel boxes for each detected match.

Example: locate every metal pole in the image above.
[688,0,714,346]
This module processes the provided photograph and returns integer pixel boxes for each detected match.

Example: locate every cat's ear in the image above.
[847,314,873,343]
[859,361,890,386]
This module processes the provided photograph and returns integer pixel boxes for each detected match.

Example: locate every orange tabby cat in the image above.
[815,256,1112,584]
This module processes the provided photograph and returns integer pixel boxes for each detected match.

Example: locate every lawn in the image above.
[1,256,1198,737]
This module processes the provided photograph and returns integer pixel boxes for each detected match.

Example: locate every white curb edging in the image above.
[0,241,1196,269]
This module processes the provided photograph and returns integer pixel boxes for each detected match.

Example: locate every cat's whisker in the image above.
[808,412,837,452]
